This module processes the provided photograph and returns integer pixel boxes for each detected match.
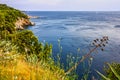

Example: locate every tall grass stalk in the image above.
[65,36,109,75]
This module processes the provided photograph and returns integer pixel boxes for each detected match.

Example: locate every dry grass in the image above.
[0,51,68,80]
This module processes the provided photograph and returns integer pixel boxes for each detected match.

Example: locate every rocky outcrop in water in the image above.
[15,17,35,30]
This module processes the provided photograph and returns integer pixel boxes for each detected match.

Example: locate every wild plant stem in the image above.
[65,46,98,75]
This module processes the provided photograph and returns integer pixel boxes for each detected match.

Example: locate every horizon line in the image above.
[21,10,120,12]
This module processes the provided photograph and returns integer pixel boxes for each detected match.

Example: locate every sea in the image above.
[25,11,120,79]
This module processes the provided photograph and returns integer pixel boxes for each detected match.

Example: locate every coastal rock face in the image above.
[15,17,35,30]
[28,16,39,19]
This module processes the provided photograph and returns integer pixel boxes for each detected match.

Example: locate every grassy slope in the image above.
[0,4,69,80]
[0,49,67,80]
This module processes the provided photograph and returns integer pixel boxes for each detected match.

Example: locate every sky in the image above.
[0,0,120,11]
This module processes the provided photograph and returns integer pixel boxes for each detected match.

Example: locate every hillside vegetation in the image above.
[0,4,69,80]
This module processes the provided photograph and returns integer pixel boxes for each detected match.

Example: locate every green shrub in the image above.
[0,4,28,36]
[104,63,120,80]
[0,40,69,80]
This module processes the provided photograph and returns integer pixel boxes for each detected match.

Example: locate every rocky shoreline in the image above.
[15,17,35,30]
[28,15,39,19]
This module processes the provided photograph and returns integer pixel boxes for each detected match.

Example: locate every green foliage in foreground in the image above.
[104,63,120,80]
[0,41,69,80]
[97,63,120,80]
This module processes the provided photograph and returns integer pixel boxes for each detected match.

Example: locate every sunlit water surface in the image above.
[25,11,120,79]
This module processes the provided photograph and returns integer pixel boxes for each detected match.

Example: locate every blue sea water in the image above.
[25,11,120,79]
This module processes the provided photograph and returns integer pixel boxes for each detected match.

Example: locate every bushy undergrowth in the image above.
[0,41,69,80]
[103,63,120,80]
[97,63,120,80]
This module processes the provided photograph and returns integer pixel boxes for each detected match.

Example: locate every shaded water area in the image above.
[25,11,120,79]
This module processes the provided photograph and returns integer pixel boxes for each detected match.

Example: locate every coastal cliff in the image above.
[15,17,35,30]
[0,4,35,30]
